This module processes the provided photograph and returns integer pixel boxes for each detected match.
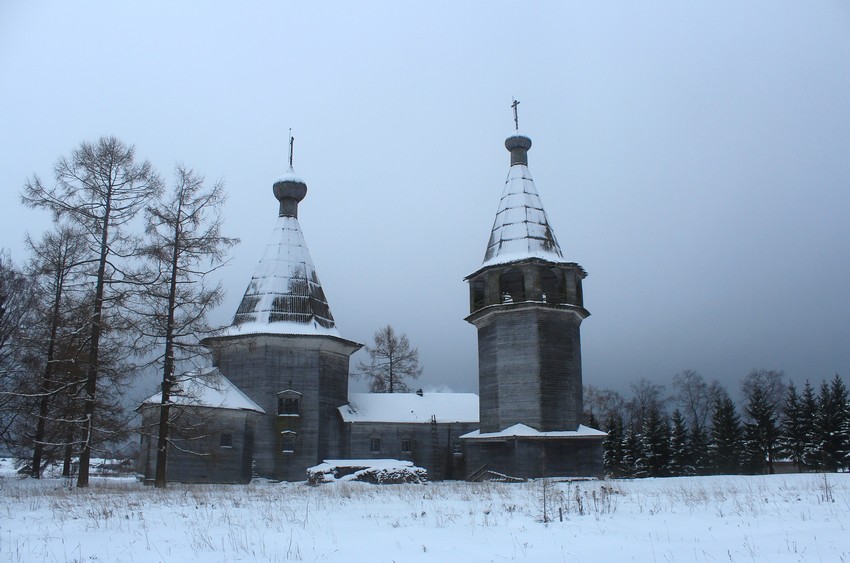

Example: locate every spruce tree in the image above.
[603,412,625,478]
[800,380,819,469]
[742,383,781,474]
[710,395,743,474]
[829,374,849,470]
[813,375,848,471]
[781,382,806,470]
[690,424,711,476]
[621,423,643,479]
[641,405,670,477]
[668,409,692,476]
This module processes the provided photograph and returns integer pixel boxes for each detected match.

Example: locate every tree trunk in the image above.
[31,272,64,478]
[62,426,74,477]
[77,197,111,488]
[154,200,182,488]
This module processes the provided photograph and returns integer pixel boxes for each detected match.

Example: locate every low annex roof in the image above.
[339,392,479,424]
[140,367,265,414]
[460,423,606,440]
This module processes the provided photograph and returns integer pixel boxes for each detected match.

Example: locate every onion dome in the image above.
[221,158,339,337]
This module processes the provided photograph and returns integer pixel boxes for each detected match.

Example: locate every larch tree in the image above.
[0,252,37,450]
[135,165,238,488]
[22,136,162,486]
[356,325,423,393]
[24,225,91,477]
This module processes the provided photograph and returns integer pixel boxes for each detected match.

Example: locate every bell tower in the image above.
[462,108,602,478]
[466,129,589,434]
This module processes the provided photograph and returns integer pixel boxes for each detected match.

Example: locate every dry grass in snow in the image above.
[1,471,848,562]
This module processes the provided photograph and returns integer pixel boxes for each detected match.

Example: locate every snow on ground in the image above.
[0,461,847,562]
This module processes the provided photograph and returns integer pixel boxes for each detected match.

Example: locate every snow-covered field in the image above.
[1,464,847,562]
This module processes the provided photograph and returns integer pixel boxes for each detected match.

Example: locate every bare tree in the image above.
[134,165,238,488]
[22,136,162,486]
[356,325,423,393]
[742,369,786,407]
[24,225,91,477]
[626,378,668,430]
[584,385,626,428]
[0,252,37,450]
[672,370,714,433]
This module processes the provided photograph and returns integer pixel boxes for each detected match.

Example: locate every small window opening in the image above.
[452,443,463,456]
[370,438,382,453]
[401,439,412,453]
[277,389,302,416]
[281,431,296,453]
[220,432,233,448]
[278,396,300,416]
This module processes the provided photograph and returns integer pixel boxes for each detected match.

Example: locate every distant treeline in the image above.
[584,370,849,477]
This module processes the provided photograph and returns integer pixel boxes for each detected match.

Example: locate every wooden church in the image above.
[137,114,604,483]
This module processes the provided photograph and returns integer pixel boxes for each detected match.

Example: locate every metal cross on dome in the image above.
[288,129,295,167]
[511,98,520,131]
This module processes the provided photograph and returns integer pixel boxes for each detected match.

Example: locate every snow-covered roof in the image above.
[222,174,340,338]
[315,459,416,470]
[140,367,265,413]
[460,423,605,440]
[339,392,479,424]
[480,134,565,268]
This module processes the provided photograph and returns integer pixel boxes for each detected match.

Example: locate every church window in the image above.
[277,390,302,416]
[220,432,233,448]
[281,431,296,453]
[370,438,382,453]
[452,443,463,456]
[401,439,411,453]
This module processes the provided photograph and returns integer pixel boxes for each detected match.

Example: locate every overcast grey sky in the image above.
[2,2,849,399]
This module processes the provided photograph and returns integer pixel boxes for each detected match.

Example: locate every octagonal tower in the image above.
[462,122,603,478]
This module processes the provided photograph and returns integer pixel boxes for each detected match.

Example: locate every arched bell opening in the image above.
[541,267,566,304]
[472,277,487,311]
[499,268,525,304]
